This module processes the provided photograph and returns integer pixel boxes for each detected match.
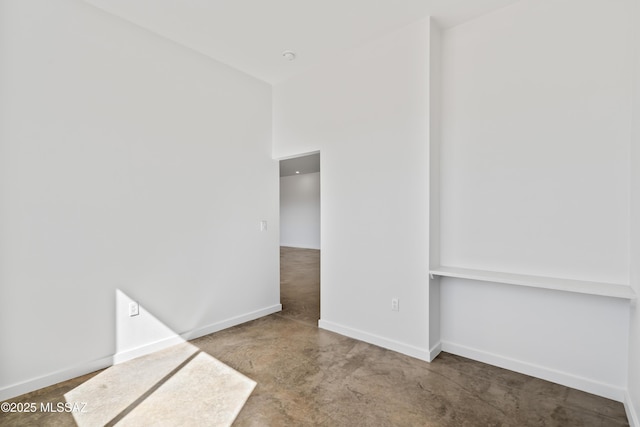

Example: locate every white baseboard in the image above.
[319,319,431,362]
[0,355,113,402]
[441,341,626,402]
[112,335,186,365]
[429,342,442,362]
[625,390,639,427]
[115,304,283,364]
[280,244,321,250]
[0,304,282,402]
[181,304,282,340]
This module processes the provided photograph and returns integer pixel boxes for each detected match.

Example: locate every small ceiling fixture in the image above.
[282,50,296,61]
[295,171,300,174]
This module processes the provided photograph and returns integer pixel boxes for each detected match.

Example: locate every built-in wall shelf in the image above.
[429,266,636,300]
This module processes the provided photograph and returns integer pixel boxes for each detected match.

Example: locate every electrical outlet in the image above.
[260,220,268,231]
[391,298,399,312]
[129,301,140,317]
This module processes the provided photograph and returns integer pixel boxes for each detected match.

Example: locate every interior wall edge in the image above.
[624,390,640,427]
[622,390,640,427]
[273,150,321,162]
[318,319,432,363]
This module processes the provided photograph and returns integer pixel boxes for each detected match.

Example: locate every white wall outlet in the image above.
[391,298,399,312]
[129,301,140,317]
[260,220,267,231]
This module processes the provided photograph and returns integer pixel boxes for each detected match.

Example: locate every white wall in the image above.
[428,22,443,358]
[0,0,279,400]
[440,0,632,284]
[439,0,635,400]
[280,172,321,249]
[628,0,640,424]
[440,279,630,399]
[273,19,432,359]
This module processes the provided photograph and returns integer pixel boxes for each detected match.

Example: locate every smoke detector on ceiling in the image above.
[282,50,296,61]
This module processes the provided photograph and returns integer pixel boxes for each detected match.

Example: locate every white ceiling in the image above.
[280,153,320,177]
[83,0,522,85]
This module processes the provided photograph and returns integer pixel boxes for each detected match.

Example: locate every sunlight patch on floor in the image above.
[64,342,255,426]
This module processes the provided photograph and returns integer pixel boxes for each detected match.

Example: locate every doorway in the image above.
[278,152,320,326]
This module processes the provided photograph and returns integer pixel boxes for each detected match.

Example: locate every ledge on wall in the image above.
[429,266,636,300]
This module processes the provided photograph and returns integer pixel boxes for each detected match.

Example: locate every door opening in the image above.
[278,152,320,326]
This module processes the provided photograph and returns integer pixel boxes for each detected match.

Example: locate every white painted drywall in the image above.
[273,19,432,358]
[440,0,632,284]
[114,290,185,364]
[280,172,321,250]
[628,0,640,423]
[439,0,635,400]
[0,0,279,399]
[428,22,443,357]
[440,278,630,399]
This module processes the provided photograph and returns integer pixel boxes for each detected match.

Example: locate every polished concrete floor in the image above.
[279,246,321,326]
[0,247,629,426]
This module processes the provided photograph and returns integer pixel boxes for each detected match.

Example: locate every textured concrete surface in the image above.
[279,246,320,326]
[196,314,629,426]
[0,247,629,426]
[114,351,255,427]
[66,342,199,426]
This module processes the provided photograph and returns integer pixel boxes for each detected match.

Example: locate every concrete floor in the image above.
[0,247,629,426]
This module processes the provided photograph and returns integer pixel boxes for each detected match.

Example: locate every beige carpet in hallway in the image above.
[0,247,629,426]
